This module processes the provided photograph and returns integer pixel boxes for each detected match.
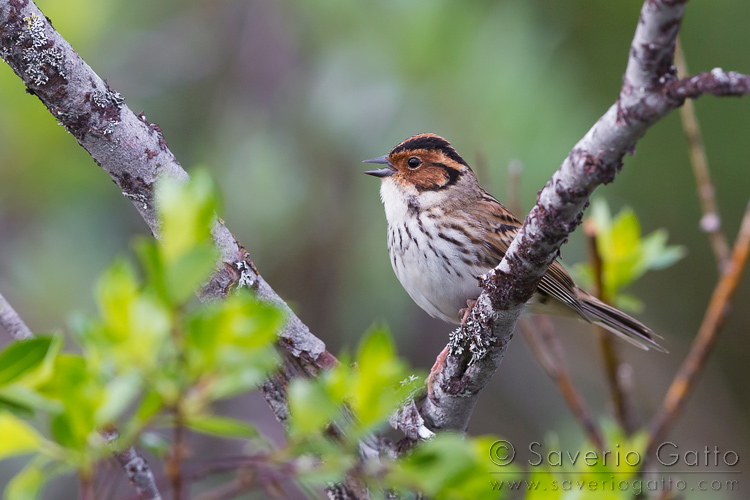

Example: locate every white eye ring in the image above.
[407,157,422,169]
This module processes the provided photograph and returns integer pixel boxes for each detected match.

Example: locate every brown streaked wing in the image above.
[467,190,588,319]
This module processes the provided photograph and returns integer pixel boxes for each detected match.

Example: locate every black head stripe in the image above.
[390,134,469,166]
[432,162,461,188]
[412,162,463,192]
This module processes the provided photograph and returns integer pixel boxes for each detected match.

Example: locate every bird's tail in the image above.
[578,291,667,352]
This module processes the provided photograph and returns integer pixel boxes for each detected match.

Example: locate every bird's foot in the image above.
[426,345,450,400]
[458,299,477,326]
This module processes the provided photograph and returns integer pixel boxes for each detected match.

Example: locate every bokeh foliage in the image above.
[0,173,519,499]
[0,174,283,497]
[1,0,750,498]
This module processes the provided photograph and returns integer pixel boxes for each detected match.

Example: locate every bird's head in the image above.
[363,134,477,210]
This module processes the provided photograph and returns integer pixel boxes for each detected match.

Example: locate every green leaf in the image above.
[17,335,63,388]
[184,293,282,391]
[0,395,35,418]
[389,433,518,499]
[0,337,54,387]
[156,170,218,263]
[37,355,101,451]
[351,327,423,431]
[163,243,219,304]
[139,432,170,460]
[523,469,561,500]
[288,378,341,436]
[206,349,280,400]
[0,386,61,416]
[3,458,51,500]
[610,208,641,259]
[640,230,687,270]
[134,389,164,423]
[585,199,685,302]
[133,238,168,303]
[95,257,140,340]
[185,415,258,439]
[94,373,143,426]
[121,296,172,370]
[613,293,644,314]
[0,412,43,459]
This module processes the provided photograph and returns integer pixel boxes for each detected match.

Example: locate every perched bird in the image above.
[363,133,665,361]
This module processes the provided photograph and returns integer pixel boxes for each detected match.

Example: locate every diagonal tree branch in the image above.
[0,289,33,339]
[3,4,750,495]
[0,0,336,417]
[419,0,750,432]
[102,429,164,500]
[0,0,351,495]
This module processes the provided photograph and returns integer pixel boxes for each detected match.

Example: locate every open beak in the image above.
[362,155,395,177]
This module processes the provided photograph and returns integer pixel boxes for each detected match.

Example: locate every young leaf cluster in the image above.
[0,171,282,498]
[575,199,686,312]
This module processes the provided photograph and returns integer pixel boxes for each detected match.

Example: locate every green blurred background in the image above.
[1,0,749,498]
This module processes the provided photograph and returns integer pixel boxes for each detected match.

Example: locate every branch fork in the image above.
[414,0,750,434]
[3,0,750,497]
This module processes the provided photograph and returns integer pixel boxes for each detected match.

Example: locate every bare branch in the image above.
[647,201,750,453]
[666,69,750,100]
[419,0,750,432]
[0,1,356,496]
[103,429,164,500]
[674,39,732,270]
[0,290,33,339]
[584,220,637,434]
[0,0,334,421]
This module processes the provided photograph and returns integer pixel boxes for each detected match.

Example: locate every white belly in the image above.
[387,216,486,324]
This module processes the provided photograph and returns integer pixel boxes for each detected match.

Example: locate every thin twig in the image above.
[190,459,294,500]
[182,454,292,483]
[674,38,731,271]
[79,473,95,500]
[0,290,33,339]
[192,470,258,500]
[519,316,605,450]
[584,220,637,434]
[103,429,164,500]
[648,201,750,454]
[166,410,186,500]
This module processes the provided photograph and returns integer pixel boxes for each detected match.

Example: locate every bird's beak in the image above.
[362,155,395,177]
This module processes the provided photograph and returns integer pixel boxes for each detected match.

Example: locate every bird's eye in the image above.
[407,157,422,169]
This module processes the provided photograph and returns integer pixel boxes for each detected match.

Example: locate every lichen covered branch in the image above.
[0,289,33,339]
[1,0,350,495]
[0,0,333,423]
[417,0,750,432]
[103,429,163,500]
